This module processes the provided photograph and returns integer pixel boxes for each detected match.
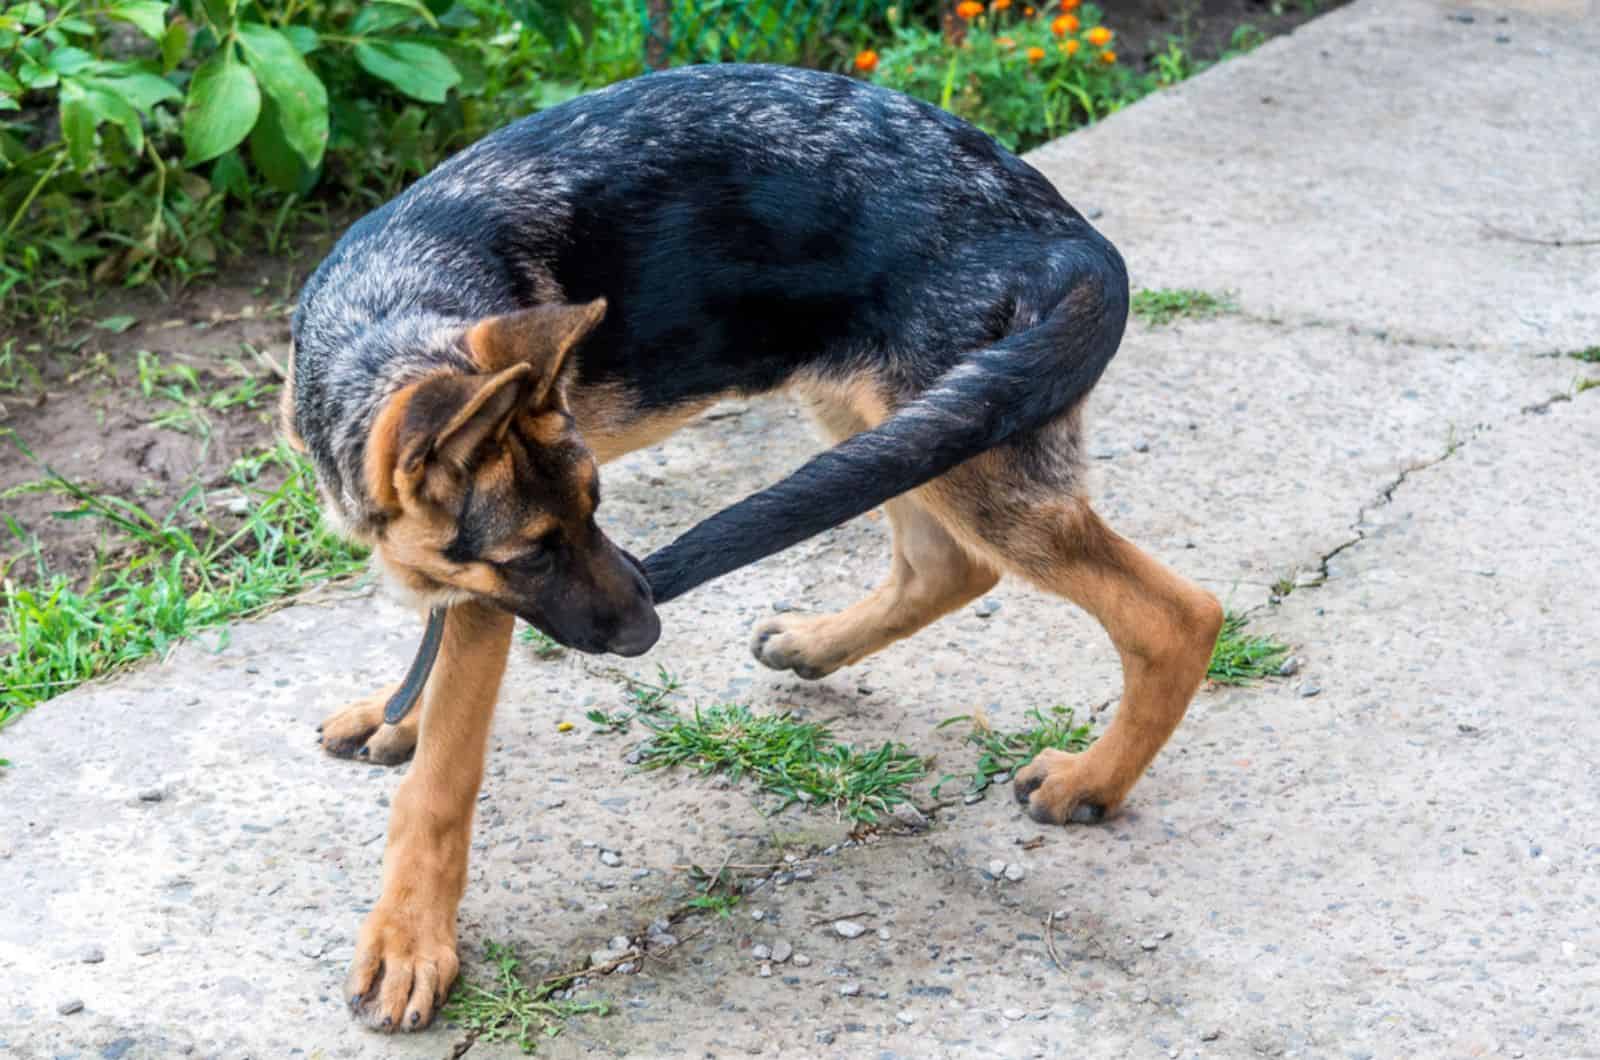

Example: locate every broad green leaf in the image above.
[236,22,327,169]
[107,1,168,40]
[198,0,235,30]
[58,84,94,170]
[160,20,189,72]
[78,81,146,154]
[350,4,412,35]
[57,15,94,35]
[209,149,249,198]
[282,25,319,55]
[0,68,20,95]
[353,40,459,104]
[0,97,18,112]
[46,46,94,75]
[247,96,314,194]
[83,73,181,116]
[182,48,260,164]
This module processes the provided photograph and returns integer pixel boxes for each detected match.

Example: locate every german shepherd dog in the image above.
[285,64,1222,1032]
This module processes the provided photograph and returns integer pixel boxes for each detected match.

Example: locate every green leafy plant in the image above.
[933,705,1094,797]
[638,702,926,823]
[1207,610,1291,685]
[1130,287,1236,326]
[440,940,609,1054]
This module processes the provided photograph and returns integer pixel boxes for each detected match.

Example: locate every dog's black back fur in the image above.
[292,64,1128,603]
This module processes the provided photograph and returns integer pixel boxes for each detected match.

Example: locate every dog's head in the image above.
[363,298,659,656]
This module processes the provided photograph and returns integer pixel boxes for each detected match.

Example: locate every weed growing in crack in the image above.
[519,625,566,659]
[1131,288,1236,327]
[933,706,1096,798]
[584,666,681,733]
[1577,377,1599,395]
[637,703,925,823]
[1208,611,1292,685]
[1567,346,1600,364]
[441,941,608,1054]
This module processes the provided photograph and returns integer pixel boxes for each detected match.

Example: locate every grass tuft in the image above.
[0,438,365,729]
[440,941,608,1054]
[1131,288,1236,327]
[1568,346,1600,364]
[637,702,925,823]
[519,625,567,659]
[934,705,1095,797]
[1208,610,1292,685]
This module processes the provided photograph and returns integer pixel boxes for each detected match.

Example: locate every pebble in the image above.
[896,1010,917,1025]
[599,849,623,867]
[134,941,162,956]
[987,859,1008,879]
[974,597,1002,618]
[1003,1007,1025,1021]
[792,953,812,967]
[891,804,930,832]
[1201,1029,1222,1042]
[1140,938,1159,951]
[758,962,772,978]
[57,999,84,1016]
[1091,446,1117,460]
[839,982,862,997]
[1003,863,1026,882]
[609,935,630,952]
[80,945,105,964]
[771,939,794,963]
[876,927,891,942]
[137,788,164,803]
[793,867,814,881]
[963,791,986,805]
[1293,569,1321,588]
[751,909,767,921]
[1299,682,1322,698]
[815,1030,836,1045]
[1277,656,1300,677]
[615,961,637,975]
[833,920,866,939]
[1132,438,1150,453]
[752,943,773,961]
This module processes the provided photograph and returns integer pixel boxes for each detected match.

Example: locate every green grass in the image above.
[0,438,366,729]
[440,941,609,1054]
[1131,288,1237,327]
[1207,610,1292,685]
[1568,346,1600,364]
[685,892,741,917]
[933,705,1095,798]
[519,625,567,659]
[1577,377,1599,395]
[584,665,682,733]
[637,702,926,823]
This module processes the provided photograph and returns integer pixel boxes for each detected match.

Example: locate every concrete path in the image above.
[4,2,1598,1057]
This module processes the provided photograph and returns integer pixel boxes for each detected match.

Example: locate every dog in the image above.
[283,63,1222,1033]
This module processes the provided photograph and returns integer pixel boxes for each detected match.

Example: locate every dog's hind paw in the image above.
[318,684,417,765]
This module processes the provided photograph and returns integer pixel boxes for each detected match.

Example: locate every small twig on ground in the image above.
[809,910,876,927]
[1477,219,1600,247]
[1046,910,1067,974]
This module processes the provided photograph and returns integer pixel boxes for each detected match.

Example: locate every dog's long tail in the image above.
[642,235,1129,604]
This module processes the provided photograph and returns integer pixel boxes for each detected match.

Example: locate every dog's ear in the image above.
[465,298,606,407]
[367,363,532,513]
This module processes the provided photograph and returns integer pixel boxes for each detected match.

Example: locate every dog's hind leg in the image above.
[318,684,419,765]
[752,493,999,678]
[927,453,1222,824]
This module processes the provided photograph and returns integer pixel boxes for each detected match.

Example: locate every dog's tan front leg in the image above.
[345,600,513,1032]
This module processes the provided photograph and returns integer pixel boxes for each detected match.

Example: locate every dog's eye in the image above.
[500,532,559,577]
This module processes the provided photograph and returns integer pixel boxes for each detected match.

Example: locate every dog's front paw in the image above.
[345,902,460,1033]
[750,615,847,680]
[1012,748,1129,826]
[317,684,417,765]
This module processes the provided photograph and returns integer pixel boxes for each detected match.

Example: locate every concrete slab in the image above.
[1028,0,1600,353]
[4,0,1599,1057]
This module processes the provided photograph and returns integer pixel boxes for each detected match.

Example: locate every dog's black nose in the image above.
[607,607,660,657]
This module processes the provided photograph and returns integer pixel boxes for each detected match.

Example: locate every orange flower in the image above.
[993,0,1012,9]
[1024,5,1035,13]
[1050,13,1077,35]
[854,49,879,73]
[1026,45,1045,62]
[955,0,984,17]
[1098,48,1116,63]
[1062,38,1079,55]
[997,35,1016,48]
[1086,25,1112,46]
[1059,0,1079,8]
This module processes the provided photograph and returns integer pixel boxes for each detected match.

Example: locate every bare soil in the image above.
[0,0,1344,588]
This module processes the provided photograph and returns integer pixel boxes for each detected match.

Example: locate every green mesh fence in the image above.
[637,0,894,69]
